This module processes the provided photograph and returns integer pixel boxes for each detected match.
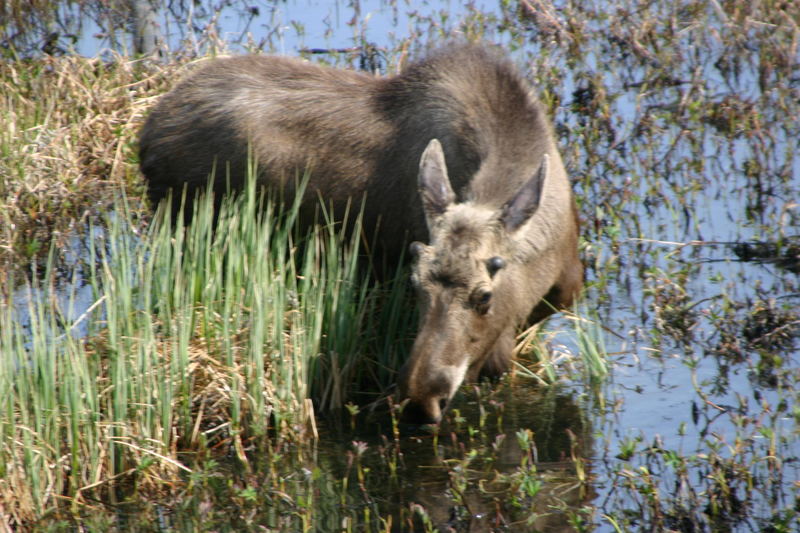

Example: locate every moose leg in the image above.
[478,327,516,379]
[529,252,584,325]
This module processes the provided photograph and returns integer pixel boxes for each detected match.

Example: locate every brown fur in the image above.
[138,43,583,424]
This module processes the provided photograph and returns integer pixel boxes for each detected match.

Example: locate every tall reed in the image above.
[0,173,416,525]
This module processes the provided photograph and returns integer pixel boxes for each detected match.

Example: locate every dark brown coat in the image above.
[139,43,583,424]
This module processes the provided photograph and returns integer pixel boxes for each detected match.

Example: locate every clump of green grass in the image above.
[0,172,417,526]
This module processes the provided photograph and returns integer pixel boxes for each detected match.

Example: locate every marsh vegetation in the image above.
[1,0,798,531]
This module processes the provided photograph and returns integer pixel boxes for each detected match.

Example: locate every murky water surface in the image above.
[11,0,798,530]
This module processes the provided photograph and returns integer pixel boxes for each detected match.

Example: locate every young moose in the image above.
[139,43,583,425]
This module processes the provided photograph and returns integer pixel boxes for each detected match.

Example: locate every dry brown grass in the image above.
[0,54,187,284]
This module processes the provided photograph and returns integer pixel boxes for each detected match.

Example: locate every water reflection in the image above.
[312,382,594,532]
[101,382,593,531]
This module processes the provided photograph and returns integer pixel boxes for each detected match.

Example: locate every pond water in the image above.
[8,0,799,531]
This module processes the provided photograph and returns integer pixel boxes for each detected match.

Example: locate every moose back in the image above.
[139,43,583,424]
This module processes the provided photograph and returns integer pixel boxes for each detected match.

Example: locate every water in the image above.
[316,383,591,531]
[7,0,800,530]
[71,0,495,62]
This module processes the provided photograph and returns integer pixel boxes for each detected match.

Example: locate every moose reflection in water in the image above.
[314,384,593,532]
[139,43,583,424]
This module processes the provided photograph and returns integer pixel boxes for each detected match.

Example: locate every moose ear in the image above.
[418,139,456,228]
[500,154,549,232]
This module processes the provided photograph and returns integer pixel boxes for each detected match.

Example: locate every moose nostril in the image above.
[438,397,448,412]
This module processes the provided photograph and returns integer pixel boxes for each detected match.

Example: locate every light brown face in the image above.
[396,138,549,425]
[398,209,512,424]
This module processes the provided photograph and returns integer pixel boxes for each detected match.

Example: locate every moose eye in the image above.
[487,256,506,277]
[432,273,457,288]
